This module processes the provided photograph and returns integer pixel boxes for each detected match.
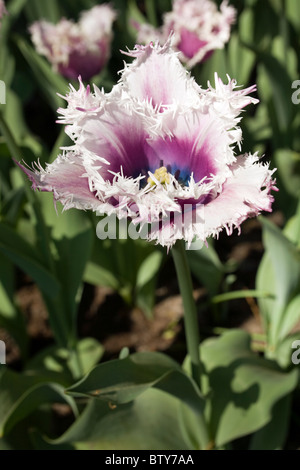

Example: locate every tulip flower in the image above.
[30,4,116,80]
[17,38,276,248]
[136,0,236,67]
[0,0,7,24]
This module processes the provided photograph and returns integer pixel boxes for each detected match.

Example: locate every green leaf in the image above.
[228,33,256,86]
[0,253,16,318]
[286,0,300,30]
[255,254,275,327]
[2,89,43,154]
[54,228,93,320]
[238,7,255,44]
[135,274,157,317]
[274,149,300,198]
[33,193,94,330]
[84,226,162,308]
[242,103,272,151]
[127,0,148,26]
[186,242,224,296]
[3,382,78,437]
[30,430,73,450]
[284,199,300,245]
[0,254,28,356]
[145,0,157,26]
[7,0,28,20]
[84,261,120,290]
[271,36,298,79]
[211,290,273,304]
[15,36,69,112]
[0,437,14,450]
[177,401,207,450]
[278,295,300,340]
[0,222,60,298]
[46,388,193,450]
[0,32,15,86]
[66,352,205,417]
[25,338,104,381]
[25,346,74,382]
[259,55,295,132]
[256,217,300,348]
[136,251,163,289]
[67,338,104,378]
[83,236,123,291]
[24,0,61,23]
[0,367,35,435]
[67,352,179,400]
[0,368,77,437]
[200,49,228,85]
[251,0,278,49]
[201,330,299,447]
[249,395,292,450]
[0,420,37,449]
[49,126,72,164]
[1,187,26,226]
[275,333,300,369]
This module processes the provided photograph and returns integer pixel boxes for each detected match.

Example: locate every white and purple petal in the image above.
[197,154,277,240]
[120,38,201,109]
[146,108,236,183]
[145,154,276,248]
[15,154,102,211]
[75,99,158,182]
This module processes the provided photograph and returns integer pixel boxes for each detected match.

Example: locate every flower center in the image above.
[147,166,171,187]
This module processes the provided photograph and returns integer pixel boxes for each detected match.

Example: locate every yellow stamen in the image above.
[147,166,170,187]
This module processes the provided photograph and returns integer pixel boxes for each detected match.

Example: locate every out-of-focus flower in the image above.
[136,0,236,67]
[0,0,6,16]
[0,1,7,25]
[29,4,116,80]
[17,39,276,249]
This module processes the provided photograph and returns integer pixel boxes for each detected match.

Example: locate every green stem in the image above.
[172,241,211,449]
[211,289,274,304]
[172,240,202,388]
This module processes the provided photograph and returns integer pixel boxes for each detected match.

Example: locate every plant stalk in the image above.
[172,239,202,389]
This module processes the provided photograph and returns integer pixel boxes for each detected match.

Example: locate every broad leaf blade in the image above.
[201,330,299,447]
[47,389,193,450]
[67,352,205,417]
[256,217,300,348]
